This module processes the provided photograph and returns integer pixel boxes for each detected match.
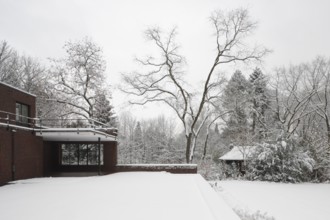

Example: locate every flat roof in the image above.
[36,128,116,142]
[0,122,117,142]
[0,81,36,97]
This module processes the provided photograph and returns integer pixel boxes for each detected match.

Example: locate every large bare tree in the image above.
[50,38,114,125]
[306,57,330,147]
[269,64,318,139]
[121,8,269,163]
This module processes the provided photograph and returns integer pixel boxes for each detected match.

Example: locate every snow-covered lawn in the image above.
[0,172,239,220]
[215,180,330,220]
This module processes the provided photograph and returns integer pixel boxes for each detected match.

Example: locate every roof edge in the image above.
[0,81,37,97]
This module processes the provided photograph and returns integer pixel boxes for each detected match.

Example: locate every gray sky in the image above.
[1,0,330,119]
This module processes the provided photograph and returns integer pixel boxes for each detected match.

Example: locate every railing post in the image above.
[31,118,35,133]
[6,114,9,130]
[98,137,101,175]
[39,118,42,135]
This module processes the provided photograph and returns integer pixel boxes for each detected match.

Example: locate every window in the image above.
[16,102,29,125]
[61,144,104,165]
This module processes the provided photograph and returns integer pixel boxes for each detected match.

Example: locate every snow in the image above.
[219,146,257,161]
[215,180,330,220]
[0,172,239,220]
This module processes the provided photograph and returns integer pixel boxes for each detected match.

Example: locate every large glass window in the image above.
[16,102,29,125]
[61,144,104,165]
[61,144,78,165]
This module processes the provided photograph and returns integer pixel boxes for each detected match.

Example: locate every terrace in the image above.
[0,109,117,141]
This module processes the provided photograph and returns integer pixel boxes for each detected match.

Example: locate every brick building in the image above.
[0,82,118,185]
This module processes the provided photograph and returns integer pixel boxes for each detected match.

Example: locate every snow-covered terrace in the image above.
[0,172,240,220]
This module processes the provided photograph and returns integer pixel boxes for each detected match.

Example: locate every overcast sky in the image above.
[1,0,330,119]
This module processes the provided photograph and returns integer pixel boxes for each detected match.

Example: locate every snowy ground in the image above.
[214,180,330,220]
[0,172,239,220]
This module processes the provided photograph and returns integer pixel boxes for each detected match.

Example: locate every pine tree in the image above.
[248,68,269,140]
[93,90,116,127]
[221,70,250,145]
[133,122,144,163]
[223,70,250,106]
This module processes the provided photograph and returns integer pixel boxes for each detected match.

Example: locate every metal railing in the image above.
[0,110,38,128]
[0,110,117,135]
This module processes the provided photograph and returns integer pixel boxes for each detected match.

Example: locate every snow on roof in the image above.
[219,146,257,161]
[0,122,117,142]
[35,128,117,142]
[0,172,240,220]
[0,81,36,97]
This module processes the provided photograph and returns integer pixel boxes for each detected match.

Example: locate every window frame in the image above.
[15,102,29,126]
[60,143,104,166]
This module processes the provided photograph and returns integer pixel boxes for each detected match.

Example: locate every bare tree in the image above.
[50,38,113,124]
[19,56,46,94]
[117,111,138,163]
[307,57,330,147]
[269,64,317,139]
[121,8,269,163]
[0,41,20,87]
[0,41,52,119]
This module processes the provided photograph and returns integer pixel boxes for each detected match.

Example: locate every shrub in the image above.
[246,139,315,183]
[198,159,225,180]
[234,208,275,220]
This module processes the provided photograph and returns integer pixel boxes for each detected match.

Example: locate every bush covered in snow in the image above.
[234,208,275,220]
[305,140,330,182]
[198,159,227,180]
[246,140,315,183]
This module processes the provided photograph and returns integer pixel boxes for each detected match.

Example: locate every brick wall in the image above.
[103,141,117,173]
[0,129,12,184]
[0,82,42,185]
[0,82,36,120]
[115,164,198,174]
[0,128,43,185]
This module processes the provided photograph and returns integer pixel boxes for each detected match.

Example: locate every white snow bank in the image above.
[0,172,239,220]
[216,180,330,220]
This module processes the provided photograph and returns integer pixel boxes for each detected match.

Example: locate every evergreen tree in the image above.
[248,68,269,140]
[133,121,144,163]
[223,70,250,106]
[221,70,250,145]
[93,90,116,127]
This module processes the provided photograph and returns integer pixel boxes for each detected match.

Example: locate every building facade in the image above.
[0,82,117,185]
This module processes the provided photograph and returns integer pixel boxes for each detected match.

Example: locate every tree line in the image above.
[119,8,330,181]
[119,59,330,181]
[1,8,330,181]
[0,38,115,127]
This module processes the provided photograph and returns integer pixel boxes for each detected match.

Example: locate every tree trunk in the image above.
[189,135,197,163]
[201,133,209,161]
[185,133,192,163]
[326,117,330,144]
[326,124,330,157]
